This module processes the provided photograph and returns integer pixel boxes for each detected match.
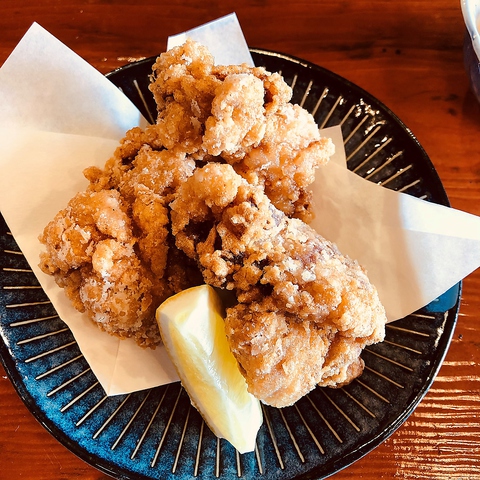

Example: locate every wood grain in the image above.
[1,1,479,479]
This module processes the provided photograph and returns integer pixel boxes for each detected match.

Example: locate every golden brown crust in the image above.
[149,39,334,221]
[38,190,165,347]
[39,126,200,348]
[170,163,386,406]
[38,39,383,404]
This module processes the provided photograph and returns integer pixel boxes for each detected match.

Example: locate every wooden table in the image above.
[0,1,479,478]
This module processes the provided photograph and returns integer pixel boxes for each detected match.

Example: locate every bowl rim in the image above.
[461,0,480,60]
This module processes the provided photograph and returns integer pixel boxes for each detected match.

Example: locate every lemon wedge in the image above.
[156,284,263,453]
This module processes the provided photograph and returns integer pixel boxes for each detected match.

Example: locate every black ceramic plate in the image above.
[0,49,460,480]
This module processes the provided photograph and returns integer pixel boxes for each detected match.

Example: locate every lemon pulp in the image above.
[156,284,262,453]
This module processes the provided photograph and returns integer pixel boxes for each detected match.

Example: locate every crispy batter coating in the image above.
[170,164,386,407]
[39,41,336,349]
[39,127,201,348]
[149,40,334,221]
[38,40,384,407]
[38,189,164,347]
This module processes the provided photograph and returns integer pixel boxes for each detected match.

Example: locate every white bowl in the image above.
[461,0,480,101]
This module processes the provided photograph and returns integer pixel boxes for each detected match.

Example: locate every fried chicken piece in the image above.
[170,164,386,407]
[38,189,165,347]
[149,40,334,221]
[40,126,202,347]
[84,126,196,202]
[86,125,200,293]
[38,41,338,359]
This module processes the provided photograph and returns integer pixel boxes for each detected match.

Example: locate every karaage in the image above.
[39,40,336,349]
[39,41,385,408]
[170,163,386,407]
[149,40,334,221]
